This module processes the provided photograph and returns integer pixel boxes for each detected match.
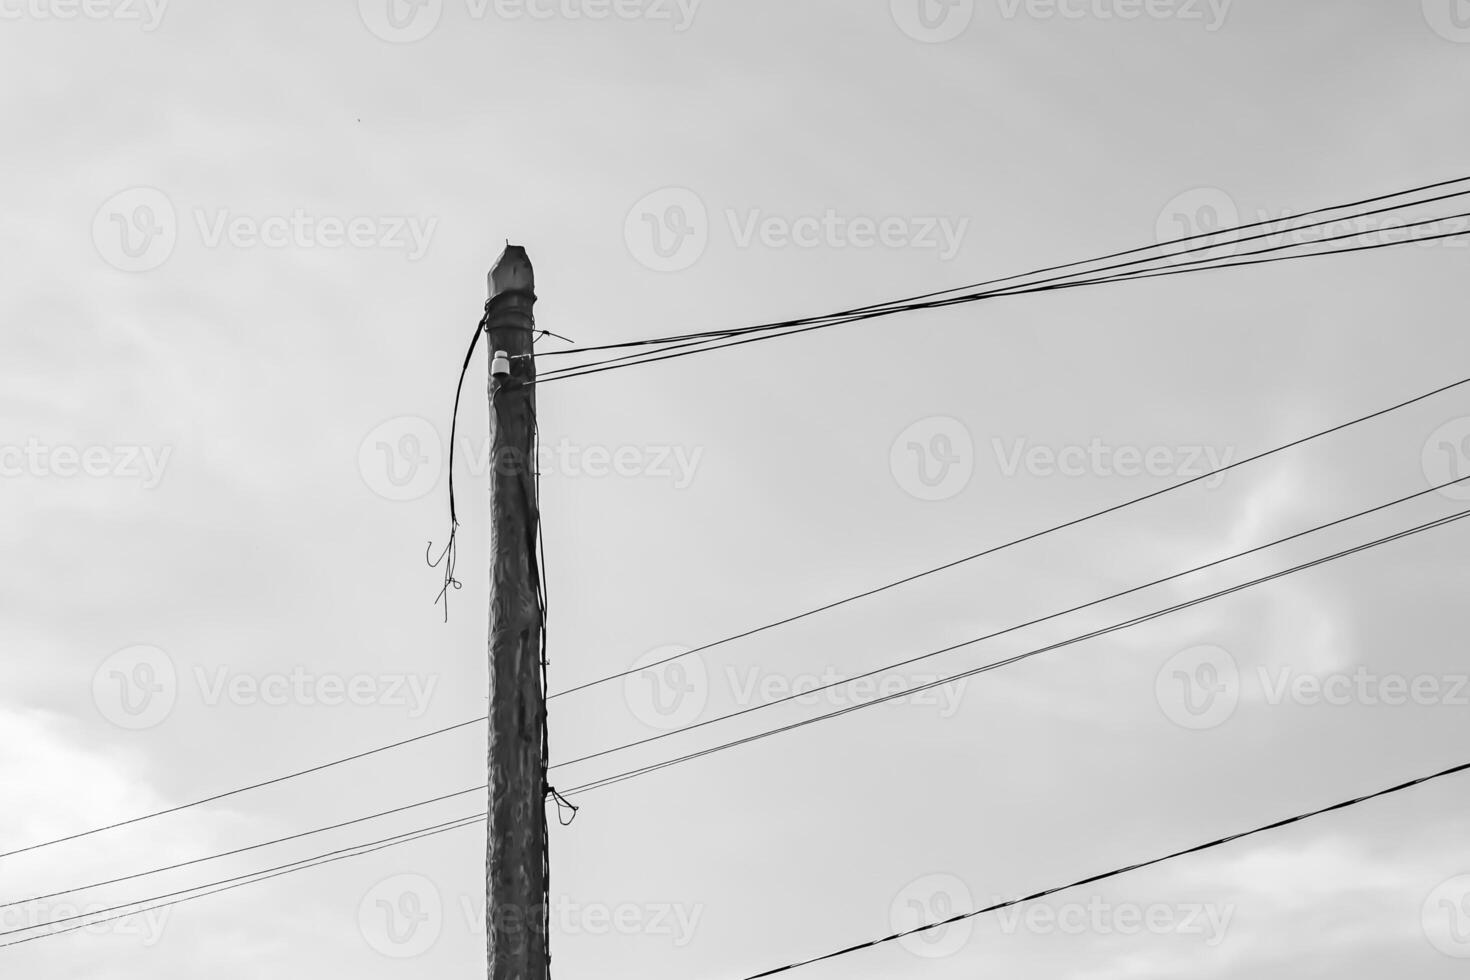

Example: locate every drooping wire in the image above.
[427,301,492,621]
[741,758,1470,977]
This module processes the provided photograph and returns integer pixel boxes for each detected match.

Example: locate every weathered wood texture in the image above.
[484,245,548,980]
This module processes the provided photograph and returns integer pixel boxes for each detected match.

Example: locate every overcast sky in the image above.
[5,0,1470,977]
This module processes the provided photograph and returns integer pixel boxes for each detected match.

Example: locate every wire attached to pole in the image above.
[427,302,492,622]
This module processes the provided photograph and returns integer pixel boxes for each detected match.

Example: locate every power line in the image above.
[549,372,1470,698]
[15,375,1465,860]
[741,757,1470,977]
[563,506,1470,797]
[33,477,1456,903]
[539,216,1470,384]
[0,815,485,950]
[0,785,485,909]
[0,717,486,860]
[552,475,1470,770]
[542,172,1470,361]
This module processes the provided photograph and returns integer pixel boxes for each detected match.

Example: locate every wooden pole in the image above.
[484,244,548,980]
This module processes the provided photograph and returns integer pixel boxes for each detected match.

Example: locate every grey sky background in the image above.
[4,0,1470,977]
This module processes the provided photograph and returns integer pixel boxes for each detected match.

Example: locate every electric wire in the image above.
[551,474,1470,769]
[0,815,485,949]
[542,173,1470,359]
[562,506,1470,797]
[0,785,485,910]
[741,758,1470,977]
[540,218,1470,384]
[548,373,1470,698]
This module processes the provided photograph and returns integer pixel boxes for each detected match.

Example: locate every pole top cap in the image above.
[489,243,534,299]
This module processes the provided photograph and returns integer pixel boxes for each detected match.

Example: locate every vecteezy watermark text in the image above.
[624,188,971,272]
[356,873,704,958]
[1156,644,1470,731]
[359,416,705,502]
[92,645,441,730]
[992,437,1235,486]
[93,187,439,272]
[723,665,969,718]
[358,0,701,43]
[889,873,1233,959]
[0,439,172,489]
[994,0,1232,31]
[0,0,167,29]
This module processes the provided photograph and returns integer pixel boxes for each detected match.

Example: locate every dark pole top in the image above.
[489,244,534,300]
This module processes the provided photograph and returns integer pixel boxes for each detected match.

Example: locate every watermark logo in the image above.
[0,438,172,488]
[93,189,437,270]
[1156,187,1240,256]
[891,0,975,42]
[1156,186,1470,262]
[1423,417,1470,501]
[624,188,971,271]
[1,901,171,945]
[0,0,168,30]
[359,417,705,501]
[625,187,708,273]
[489,0,701,29]
[723,665,969,717]
[192,209,437,260]
[1423,0,1470,42]
[891,416,974,502]
[359,417,445,503]
[192,666,440,718]
[93,645,178,730]
[890,874,974,958]
[359,0,699,40]
[93,187,177,273]
[624,645,706,730]
[726,209,968,261]
[992,437,1234,485]
[460,895,704,944]
[359,0,444,42]
[1155,645,1239,730]
[360,874,444,958]
[994,0,1232,31]
[993,896,1233,944]
[1424,876,1470,957]
[1259,667,1469,708]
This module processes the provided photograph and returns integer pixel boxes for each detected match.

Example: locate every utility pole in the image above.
[484,243,549,980]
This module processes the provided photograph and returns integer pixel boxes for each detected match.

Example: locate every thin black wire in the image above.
[18,482,1455,903]
[540,218,1470,385]
[542,172,1470,359]
[742,758,1470,977]
[547,372,1470,699]
[0,785,485,909]
[32,453,1453,903]
[552,474,1470,770]
[0,812,485,940]
[563,507,1470,797]
[12,374,1463,860]
[427,302,491,620]
[537,190,1470,382]
[0,815,486,949]
[0,716,487,860]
